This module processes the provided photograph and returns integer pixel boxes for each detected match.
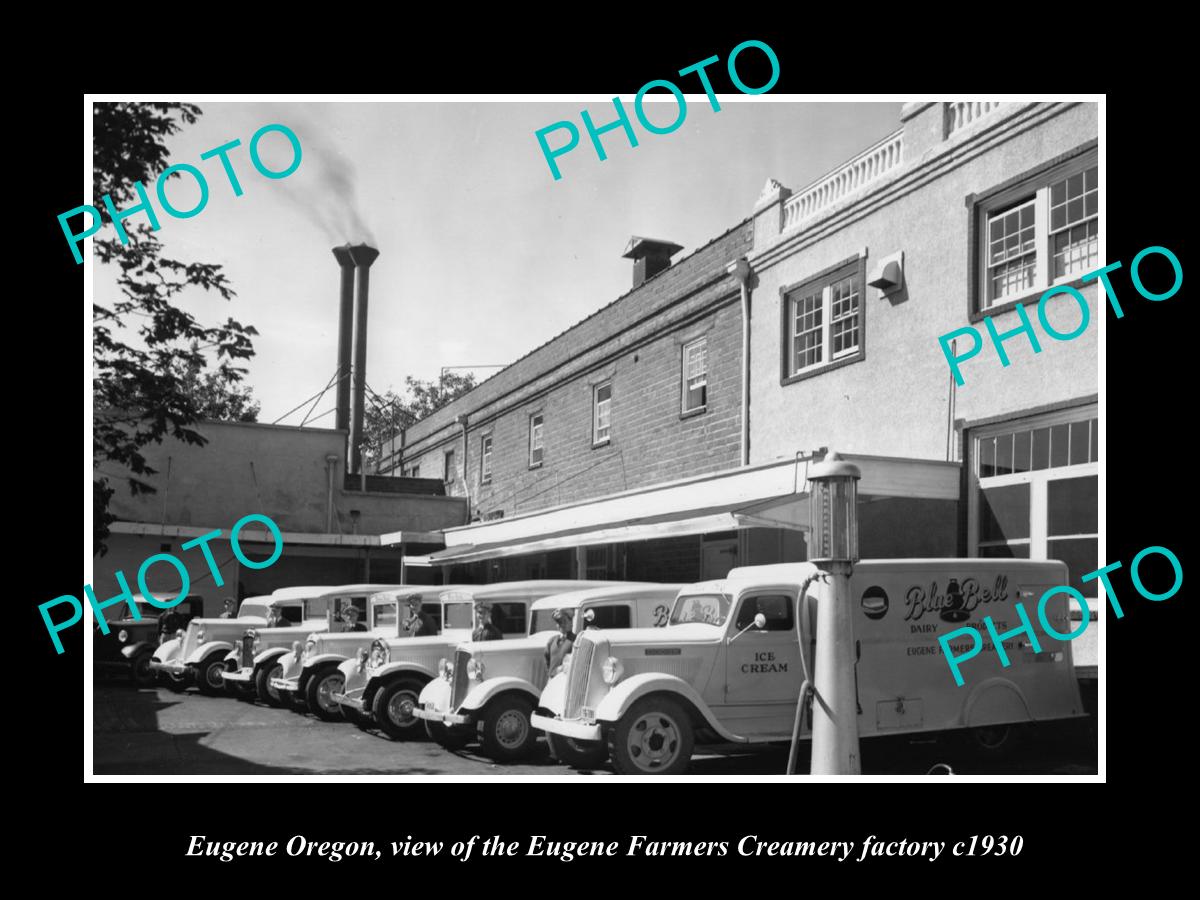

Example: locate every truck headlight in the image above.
[438,658,453,680]
[117,629,129,643]
[356,647,369,673]
[197,627,206,643]
[303,638,317,661]
[466,658,485,681]
[601,657,624,685]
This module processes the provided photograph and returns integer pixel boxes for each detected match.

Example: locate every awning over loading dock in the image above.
[423,454,959,567]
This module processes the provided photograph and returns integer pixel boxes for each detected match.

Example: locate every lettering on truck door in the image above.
[724,592,802,705]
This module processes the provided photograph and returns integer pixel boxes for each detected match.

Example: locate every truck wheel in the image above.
[256,661,285,707]
[372,679,424,740]
[305,665,347,722]
[195,653,229,696]
[480,695,536,761]
[425,720,470,751]
[131,652,156,688]
[962,723,1026,762]
[344,708,373,731]
[161,672,189,693]
[610,697,694,775]
[547,733,608,770]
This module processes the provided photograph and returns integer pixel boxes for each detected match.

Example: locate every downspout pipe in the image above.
[728,257,753,467]
[324,454,339,533]
[455,413,471,518]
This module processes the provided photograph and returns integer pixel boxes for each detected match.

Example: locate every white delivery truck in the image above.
[532,560,1086,775]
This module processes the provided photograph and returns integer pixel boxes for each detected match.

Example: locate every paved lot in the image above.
[92,681,1097,776]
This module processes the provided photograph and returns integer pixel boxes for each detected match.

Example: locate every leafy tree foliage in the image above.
[362,372,478,470]
[91,103,258,554]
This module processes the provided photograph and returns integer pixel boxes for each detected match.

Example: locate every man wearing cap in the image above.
[544,609,575,675]
[472,600,503,642]
[218,597,237,619]
[403,595,438,637]
[342,604,367,632]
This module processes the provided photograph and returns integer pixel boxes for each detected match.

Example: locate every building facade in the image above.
[748,101,1098,596]
[101,420,467,601]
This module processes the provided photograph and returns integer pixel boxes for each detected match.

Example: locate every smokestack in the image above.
[347,243,380,475]
[332,245,355,435]
[622,236,683,288]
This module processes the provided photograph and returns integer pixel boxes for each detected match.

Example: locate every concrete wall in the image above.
[400,222,754,517]
[748,102,1099,463]
[104,420,468,536]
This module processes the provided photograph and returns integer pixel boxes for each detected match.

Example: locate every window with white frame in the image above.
[970,406,1098,598]
[480,434,493,484]
[529,413,544,467]
[682,338,708,414]
[784,261,863,380]
[979,154,1098,310]
[593,382,612,445]
[443,449,455,484]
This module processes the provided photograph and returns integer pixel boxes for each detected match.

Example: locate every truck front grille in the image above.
[564,636,596,719]
[451,648,471,709]
[240,634,255,669]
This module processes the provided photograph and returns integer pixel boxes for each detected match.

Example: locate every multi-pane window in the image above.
[785,262,862,379]
[980,157,1098,309]
[593,382,612,445]
[480,435,492,484]
[987,199,1037,300]
[443,449,455,484]
[682,338,708,413]
[1050,166,1098,279]
[529,413,544,467]
[972,407,1099,598]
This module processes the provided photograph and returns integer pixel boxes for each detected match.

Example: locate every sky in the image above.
[93,99,902,425]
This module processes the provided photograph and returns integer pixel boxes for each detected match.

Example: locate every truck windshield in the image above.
[531,608,573,634]
[670,594,731,627]
[444,602,472,630]
[372,603,397,630]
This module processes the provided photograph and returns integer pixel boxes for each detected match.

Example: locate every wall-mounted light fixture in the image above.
[867,251,905,298]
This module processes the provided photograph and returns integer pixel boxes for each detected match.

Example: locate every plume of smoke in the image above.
[265,104,377,245]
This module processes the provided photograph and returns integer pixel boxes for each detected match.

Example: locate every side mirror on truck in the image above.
[728,613,768,644]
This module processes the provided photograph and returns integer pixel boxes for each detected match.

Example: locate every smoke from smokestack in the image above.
[264,106,377,244]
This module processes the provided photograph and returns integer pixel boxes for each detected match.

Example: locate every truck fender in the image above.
[419,677,451,709]
[538,672,568,715]
[121,642,157,660]
[253,647,290,668]
[595,672,748,744]
[304,653,349,670]
[962,677,1033,727]
[461,677,541,712]
[187,641,234,665]
[366,661,437,692]
[154,638,182,664]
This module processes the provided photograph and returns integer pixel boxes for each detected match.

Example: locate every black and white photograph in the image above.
[75,94,1108,780]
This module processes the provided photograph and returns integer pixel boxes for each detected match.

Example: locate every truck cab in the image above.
[267,586,421,719]
[415,583,681,761]
[219,584,400,707]
[532,560,1085,775]
[332,581,617,739]
[148,594,269,692]
[94,594,206,687]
